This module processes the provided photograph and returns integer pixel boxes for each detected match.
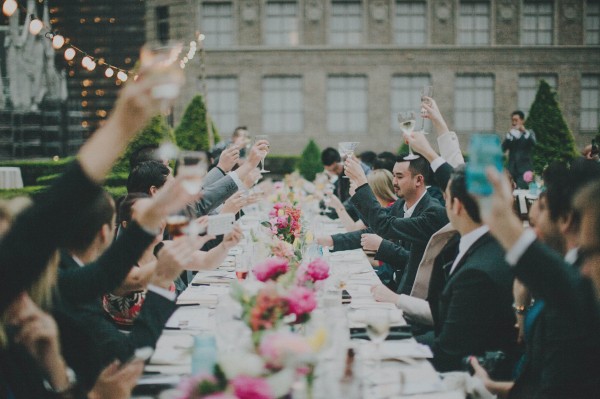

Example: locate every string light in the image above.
[51,34,65,49]
[64,47,76,61]
[104,68,114,78]
[116,71,128,82]
[29,16,43,35]
[2,0,17,17]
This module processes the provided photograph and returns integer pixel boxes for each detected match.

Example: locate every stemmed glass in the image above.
[338,142,360,178]
[254,134,270,173]
[418,86,433,134]
[178,151,209,195]
[398,111,420,160]
[366,309,390,372]
[322,183,334,214]
[139,41,184,114]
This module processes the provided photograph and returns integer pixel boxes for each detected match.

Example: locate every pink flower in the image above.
[286,286,316,318]
[253,258,289,282]
[271,240,295,259]
[276,216,289,228]
[306,259,329,281]
[259,332,312,370]
[523,170,534,183]
[273,182,284,190]
[231,376,273,399]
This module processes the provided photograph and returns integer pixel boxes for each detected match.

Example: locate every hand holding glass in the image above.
[419,86,433,133]
[398,111,420,160]
[178,151,209,195]
[139,41,184,113]
[339,142,360,179]
[254,135,270,173]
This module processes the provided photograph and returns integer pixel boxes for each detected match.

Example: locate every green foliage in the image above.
[113,115,174,173]
[0,157,74,186]
[0,186,46,199]
[264,155,299,179]
[174,95,221,151]
[36,171,127,187]
[525,80,578,175]
[297,139,322,182]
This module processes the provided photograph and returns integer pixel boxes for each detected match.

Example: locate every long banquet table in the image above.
[133,214,469,399]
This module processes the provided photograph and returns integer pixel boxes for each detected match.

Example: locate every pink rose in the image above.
[306,258,329,281]
[253,257,290,282]
[523,170,534,183]
[286,286,317,317]
[276,216,289,228]
[231,376,273,399]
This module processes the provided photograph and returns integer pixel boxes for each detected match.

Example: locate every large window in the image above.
[581,75,600,131]
[586,1,600,45]
[330,1,363,45]
[327,76,367,133]
[458,1,490,45]
[518,75,557,114]
[394,1,427,46]
[202,2,234,48]
[522,1,553,45]
[265,1,299,45]
[262,77,303,133]
[205,77,238,135]
[454,75,495,132]
[156,6,169,44]
[390,75,431,132]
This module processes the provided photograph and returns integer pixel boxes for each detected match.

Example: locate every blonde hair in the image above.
[368,169,397,204]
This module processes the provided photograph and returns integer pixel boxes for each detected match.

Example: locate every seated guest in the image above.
[321,147,351,204]
[372,151,396,173]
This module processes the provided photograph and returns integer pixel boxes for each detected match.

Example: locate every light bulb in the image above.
[82,56,92,68]
[29,18,43,35]
[198,34,206,41]
[116,71,128,81]
[52,34,65,50]
[2,0,17,17]
[86,60,96,71]
[64,48,76,61]
[104,68,114,78]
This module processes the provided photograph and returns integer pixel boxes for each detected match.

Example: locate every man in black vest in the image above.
[502,110,536,189]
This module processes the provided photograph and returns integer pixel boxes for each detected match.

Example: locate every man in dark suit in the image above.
[502,110,536,189]
[341,155,449,295]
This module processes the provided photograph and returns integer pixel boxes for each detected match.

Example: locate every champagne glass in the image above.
[398,111,420,160]
[338,142,360,178]
[322,183,334,214]
[366,309,390,372]
[419,85,433,134]
[235,255,249,281]
[178,151,209,195]
[166,207,195,238]
[140,41,184,114]
[254,134,270,173]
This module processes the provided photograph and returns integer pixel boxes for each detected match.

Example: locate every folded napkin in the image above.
[191,271,235,285]
[176,290,219,305]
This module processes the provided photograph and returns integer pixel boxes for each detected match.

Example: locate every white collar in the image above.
[71,255,85,267]
[449,225,490,275]
[403,190,427,218]
[564,248,579,265]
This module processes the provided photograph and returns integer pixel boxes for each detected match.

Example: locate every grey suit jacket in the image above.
[194,167,240,216]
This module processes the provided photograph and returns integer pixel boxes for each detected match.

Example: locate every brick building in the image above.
[145,0,600,154]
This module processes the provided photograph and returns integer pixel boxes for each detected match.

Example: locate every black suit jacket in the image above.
[509,242,600,398]
[425,233,517,373]
[349,185,449,294]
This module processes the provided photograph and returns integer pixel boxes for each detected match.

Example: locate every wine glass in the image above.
[139,41,184,114]
[419,85,433,133]
[322,183,334,214]
[254,134,270,173]
[398,111,420,161]
[178,151,209,195]
[338,142,360,178]
[366,309,390,372]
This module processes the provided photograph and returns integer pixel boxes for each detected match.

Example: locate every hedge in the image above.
[263,155,299,179]
[0,185,127,201]
[0,157,75,186]
[36,171,129,187]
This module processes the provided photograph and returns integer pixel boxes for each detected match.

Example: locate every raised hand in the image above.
[217,145,241,172]
[344,156,368,187]
[89,359,144,399]
[403,130,438,162]
[221,192,247,214]
[246,140,269,168]
[222,224,243,250]
[361,233,383,252]
[421,97,450,135]
[370,284,399,304]
[152,238,196,288]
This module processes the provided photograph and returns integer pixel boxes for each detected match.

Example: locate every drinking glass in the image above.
[419,86,433,133]
[338,142,360,178]
[254,134,270,173]
[235,257,249,281]
[366,309,390,372]
[178,151,209,195]
[398,111,420,161]
[139,41,184,114]
[322,183,334,214]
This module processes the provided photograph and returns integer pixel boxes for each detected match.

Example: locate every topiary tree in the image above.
[174,95,221,151]
[526,80,578,175]
[297,139,322,181]
[113,114,174,172]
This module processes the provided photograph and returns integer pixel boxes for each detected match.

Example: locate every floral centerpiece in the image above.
[262,202,302,244]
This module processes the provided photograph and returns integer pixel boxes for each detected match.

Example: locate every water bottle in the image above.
[466,134,503,216]
[191,334,217,375]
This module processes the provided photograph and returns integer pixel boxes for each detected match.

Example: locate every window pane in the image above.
[390,75,431,132]
[202,3,233,48]
[458,2,489,46]
[206,77,238,135]
[327,76,367,133]
[454,75,495,131]
[330,1,363,45]
[265,1,299,45]
[262,77,303,133]
[394,1,427,46]
[522,1,553,45]
[586,1,600,45]
[581,75,600,131]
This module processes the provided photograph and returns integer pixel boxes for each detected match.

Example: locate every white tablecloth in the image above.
[0,167,24,189]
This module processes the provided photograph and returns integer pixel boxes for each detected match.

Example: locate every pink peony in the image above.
[259,332,312,370]
[523,170,534,183]
[231,376,273,399]
[285,286,317,318]
[305,258,330,281]
[253,257,290,282]
[276,216,289,228]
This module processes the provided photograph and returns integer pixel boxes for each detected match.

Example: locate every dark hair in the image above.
[394,154,432,183]
[574,180,600,245]
[127,160,170,195]
[511,110,525,120]
[232,126,248,138]
[448,165,481,223]
[543,158,600,222]
[65,190,115,251]
[372,152,396,173]
[321,147,341,166]
[118,193,150,227]
[129,145,160,170]
[359,151,377,167]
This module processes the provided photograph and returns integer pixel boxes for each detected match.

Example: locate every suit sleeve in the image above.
[57,222,156,303]
[375,239,409,271]
[433,162,454,192]
[351,186,447,245]
[501,134,513,152]
[0,161,102,313]
[331,229,369,252]
[195,175,239,216]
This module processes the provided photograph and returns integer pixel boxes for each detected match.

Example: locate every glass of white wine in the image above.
[338,142,360,178]
[254,134,270,173]
[419,85,433,134]
[398,111,420,160]
[366,308,390,372]
[322,183,334,214]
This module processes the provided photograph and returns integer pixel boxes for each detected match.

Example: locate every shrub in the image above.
[526,80,578,175]
[263,155,299,179]
[297,140,322,182]
[0,186,47,200]
[0,157,73,186]
[175,95,221,151]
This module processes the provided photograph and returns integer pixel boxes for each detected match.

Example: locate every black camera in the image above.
[463,351,506,377]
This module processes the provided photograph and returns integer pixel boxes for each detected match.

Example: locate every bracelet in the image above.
[512,303,528,315]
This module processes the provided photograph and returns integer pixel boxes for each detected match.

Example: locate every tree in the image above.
[297,139,322,181]
[113,114,174,172]
[525,80,578,175]
[174,95,221,151]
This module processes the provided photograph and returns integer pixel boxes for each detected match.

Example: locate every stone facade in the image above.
[145,0,600,154]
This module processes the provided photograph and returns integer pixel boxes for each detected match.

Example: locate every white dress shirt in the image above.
[404,190,427,218]
[449,225,490,275]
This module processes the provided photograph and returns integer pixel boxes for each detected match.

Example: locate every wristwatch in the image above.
[512,303,527,315]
